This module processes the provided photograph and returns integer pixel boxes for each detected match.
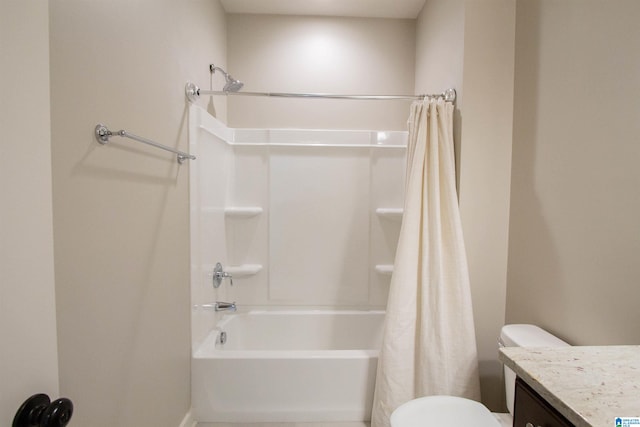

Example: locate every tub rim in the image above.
[195,309,385,358]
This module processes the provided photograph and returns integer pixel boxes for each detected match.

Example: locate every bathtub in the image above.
[191,310,385,423]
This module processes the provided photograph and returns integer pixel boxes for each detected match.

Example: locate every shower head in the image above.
[210,64,244,93]
[223,77,244,93]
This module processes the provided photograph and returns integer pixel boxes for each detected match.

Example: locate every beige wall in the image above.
[459,0,516,411]
[506,0,640,345]
[225,14,415,130]
[49,1,226,425]
[416,0,516,411]
[0,1,60,423]
[415,0,466,183]
[415,0,465,96]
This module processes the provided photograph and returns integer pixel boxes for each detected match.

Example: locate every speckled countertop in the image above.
[499,346,640,427]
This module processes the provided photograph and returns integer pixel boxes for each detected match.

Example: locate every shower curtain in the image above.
[371,98,481,427]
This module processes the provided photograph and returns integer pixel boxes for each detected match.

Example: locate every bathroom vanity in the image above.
[499,346,640,427]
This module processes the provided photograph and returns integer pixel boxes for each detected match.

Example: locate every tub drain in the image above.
[218,331,227,345]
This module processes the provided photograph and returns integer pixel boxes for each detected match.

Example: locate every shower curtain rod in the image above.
[185,82,456,103]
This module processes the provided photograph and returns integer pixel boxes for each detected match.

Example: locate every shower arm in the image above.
[210,65,229,79]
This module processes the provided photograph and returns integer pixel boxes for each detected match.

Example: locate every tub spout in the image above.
[214,301,237,312]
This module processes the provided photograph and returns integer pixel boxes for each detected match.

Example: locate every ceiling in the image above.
[220,0,428,19]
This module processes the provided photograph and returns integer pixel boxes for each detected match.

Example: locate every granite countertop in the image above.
[499,346,640,427]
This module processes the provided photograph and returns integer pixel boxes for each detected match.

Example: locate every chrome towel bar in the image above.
[94,124,195,164]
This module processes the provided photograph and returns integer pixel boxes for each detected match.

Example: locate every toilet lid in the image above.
[390,395,501,427]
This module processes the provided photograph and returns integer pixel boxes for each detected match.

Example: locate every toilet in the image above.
[390,324,570,427]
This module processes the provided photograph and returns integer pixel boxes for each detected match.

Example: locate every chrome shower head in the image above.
[210,64,244,93]
[223,77,244,92]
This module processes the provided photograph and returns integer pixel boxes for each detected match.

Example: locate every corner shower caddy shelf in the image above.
[375,208,404,220]
[224,207,263,218]
[375,264,394,276]
[225,264,263,277]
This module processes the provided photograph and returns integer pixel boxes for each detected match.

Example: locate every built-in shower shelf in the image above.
[224,207,263,218]
[374,264,394,275]
[375,208,404,220]
[226,264,263,276]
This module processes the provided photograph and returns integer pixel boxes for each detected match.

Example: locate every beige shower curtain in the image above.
[371,98,481,427]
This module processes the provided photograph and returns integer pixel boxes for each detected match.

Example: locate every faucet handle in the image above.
[213,262,233,288]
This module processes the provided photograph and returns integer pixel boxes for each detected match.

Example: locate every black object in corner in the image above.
[12,393,73,427]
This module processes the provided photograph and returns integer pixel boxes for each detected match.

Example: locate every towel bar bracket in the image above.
[95,124,112,144]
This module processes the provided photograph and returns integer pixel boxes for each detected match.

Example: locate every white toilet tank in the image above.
[499,324,569,415]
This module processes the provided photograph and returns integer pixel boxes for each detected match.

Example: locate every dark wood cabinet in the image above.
[513,377,574,427]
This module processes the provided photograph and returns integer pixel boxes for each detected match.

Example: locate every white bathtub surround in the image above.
[372,99,481,427]
[189,104,406,348]
[192,311,384,423]
[189,106,408,423]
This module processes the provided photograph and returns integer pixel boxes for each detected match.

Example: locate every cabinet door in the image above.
[513,377,574,427]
